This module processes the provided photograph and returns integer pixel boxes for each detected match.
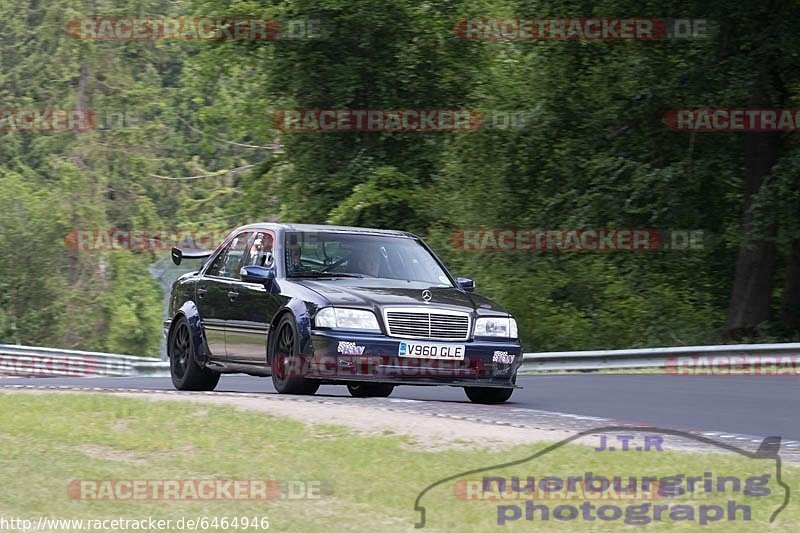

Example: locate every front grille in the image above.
[384,308,470,340]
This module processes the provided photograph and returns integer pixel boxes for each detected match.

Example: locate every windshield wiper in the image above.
[289,271,366,279]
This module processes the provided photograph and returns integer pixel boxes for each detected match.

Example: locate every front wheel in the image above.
[270,315,320,395]
[169,316,220,391]
[347,382,394,398]
[464,386,513,404]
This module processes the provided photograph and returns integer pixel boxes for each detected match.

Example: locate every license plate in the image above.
[398,341,465,360]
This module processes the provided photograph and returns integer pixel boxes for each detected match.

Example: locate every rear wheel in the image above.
[347,382,394,398]
[169,316,220,391]
[464,386,513,404]
[271,315,320,395]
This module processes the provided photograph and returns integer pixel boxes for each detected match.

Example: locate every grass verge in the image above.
[0,392,796,531]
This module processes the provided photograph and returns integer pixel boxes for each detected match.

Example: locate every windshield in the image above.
[284,231,454,287]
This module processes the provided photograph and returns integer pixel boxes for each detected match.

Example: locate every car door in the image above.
[226,231,283,364]
[198,231,253,361]
[196,248,230,361]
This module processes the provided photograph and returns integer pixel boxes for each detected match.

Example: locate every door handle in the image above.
[227,290,239,301]
[197,288,208,299]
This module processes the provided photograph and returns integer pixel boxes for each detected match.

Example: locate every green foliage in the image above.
[101,253,163,355]
[327,166,426,232]
[0,171,65,345]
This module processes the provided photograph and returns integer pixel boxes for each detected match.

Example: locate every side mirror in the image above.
[456,277,475,292]
[241,265,276,286]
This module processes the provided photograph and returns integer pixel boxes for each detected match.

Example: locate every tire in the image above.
[169,316,220,391]
[464,386,513,404]
[270,315,320,395]
[347,382,394,398]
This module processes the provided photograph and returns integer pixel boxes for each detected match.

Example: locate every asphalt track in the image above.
[1,374,797,443]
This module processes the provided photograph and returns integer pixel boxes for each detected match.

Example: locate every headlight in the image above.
[474,317,518,338]
[314,307,381,331]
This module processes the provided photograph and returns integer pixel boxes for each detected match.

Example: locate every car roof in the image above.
[236,222,417,238]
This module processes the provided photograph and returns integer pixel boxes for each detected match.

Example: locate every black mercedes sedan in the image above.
[165,223,523,403]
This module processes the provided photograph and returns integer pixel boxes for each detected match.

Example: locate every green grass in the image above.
[0,392,797,532]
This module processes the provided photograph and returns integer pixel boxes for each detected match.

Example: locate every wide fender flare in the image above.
[267,298,315,365]
[169,301,210,365]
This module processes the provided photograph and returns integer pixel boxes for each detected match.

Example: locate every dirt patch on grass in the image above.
[76,442,197,464]
[77,444,148,464]
[118,392,575,451]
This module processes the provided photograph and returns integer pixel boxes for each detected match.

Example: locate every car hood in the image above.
[291,278,504,314]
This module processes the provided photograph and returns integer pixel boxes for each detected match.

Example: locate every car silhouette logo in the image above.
[422,290,432,302]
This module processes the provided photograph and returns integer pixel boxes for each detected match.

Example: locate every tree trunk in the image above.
[724,126,781,339]
[63,62,90,347]
[781,238,800,332]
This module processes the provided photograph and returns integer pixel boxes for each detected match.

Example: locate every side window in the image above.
[243,232,275,268]
[205,243,230,277]
[206,232,253,279]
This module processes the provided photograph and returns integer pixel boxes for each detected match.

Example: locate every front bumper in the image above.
[307,331,523,388]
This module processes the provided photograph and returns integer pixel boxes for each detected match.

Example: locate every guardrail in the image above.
[3,342,799,378]
[520,343,800,372]
[0,344,169,377]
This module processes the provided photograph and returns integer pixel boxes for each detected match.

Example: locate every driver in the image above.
[287,242,308,274]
